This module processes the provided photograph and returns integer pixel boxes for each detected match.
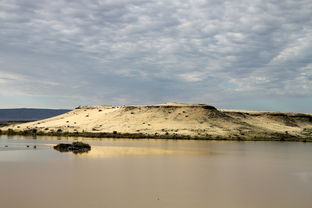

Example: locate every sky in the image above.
[0,0,311,112]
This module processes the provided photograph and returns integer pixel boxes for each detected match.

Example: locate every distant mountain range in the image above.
[0,108,71,122]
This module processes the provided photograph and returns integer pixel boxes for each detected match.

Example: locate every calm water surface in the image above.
[0,135,312,208]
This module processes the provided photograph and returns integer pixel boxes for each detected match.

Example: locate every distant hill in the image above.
[0,108,71,122]
[1,103,311,141]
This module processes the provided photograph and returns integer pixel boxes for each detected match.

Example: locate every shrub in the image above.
[7,128,15,135]
[31,129,37,134]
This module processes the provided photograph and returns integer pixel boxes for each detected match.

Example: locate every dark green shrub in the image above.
[7,128,15,135]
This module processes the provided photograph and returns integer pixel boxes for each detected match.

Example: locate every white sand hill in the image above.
[1,102,312,139]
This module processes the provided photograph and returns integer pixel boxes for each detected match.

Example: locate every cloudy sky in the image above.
[0,0,311,112]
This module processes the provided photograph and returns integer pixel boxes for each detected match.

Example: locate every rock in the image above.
[53,142,91,154]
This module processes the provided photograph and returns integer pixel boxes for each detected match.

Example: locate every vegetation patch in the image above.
[0,128,311,142]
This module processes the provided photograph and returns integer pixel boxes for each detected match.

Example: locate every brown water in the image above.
[0,135,312,208]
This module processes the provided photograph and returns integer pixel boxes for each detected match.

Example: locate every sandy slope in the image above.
[1,103,312,140]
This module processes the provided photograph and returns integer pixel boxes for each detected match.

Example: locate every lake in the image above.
[0,135,312,208]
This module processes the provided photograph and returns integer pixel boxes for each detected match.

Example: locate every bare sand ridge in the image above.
[1,103,312,140]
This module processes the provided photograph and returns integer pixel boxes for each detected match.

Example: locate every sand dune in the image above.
[1,103,312,141]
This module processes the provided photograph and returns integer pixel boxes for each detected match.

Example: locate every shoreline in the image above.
[1,129,311,142]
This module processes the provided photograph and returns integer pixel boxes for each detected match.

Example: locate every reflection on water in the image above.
[50,140,216,157]
[0,135,312,208]
[53,147,91,154]
[76,145,215,158]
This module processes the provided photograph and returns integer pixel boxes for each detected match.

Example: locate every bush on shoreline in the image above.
[0,128,311,142]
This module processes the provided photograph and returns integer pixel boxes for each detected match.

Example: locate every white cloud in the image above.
[0,0,312,110]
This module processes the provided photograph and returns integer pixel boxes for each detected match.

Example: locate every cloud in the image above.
[0,0,311,111]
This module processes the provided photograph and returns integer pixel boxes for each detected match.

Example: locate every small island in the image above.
[53,142,91,154]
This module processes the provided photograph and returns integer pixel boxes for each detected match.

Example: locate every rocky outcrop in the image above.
[54,142,91,154]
